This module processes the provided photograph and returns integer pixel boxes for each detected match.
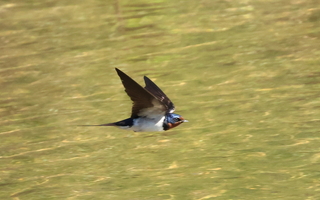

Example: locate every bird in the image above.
[81,68,188,132]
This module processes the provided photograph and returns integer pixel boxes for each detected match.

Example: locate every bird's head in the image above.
[163,113,188,131]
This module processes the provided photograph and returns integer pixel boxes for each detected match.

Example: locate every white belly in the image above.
[123,116,165,132]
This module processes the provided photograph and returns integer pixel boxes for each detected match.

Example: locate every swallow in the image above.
[82,68,188,132]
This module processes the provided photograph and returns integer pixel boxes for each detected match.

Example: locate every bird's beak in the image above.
[182,120,188,123]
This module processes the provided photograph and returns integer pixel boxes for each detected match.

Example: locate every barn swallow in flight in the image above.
[82,68,188,132]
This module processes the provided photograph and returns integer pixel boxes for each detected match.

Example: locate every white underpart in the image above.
[132,115,165,132]
[118,99,167,132]
[117,115,165,132]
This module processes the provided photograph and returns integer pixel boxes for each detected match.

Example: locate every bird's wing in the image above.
[115,68,167,118]
[144,76,175,113]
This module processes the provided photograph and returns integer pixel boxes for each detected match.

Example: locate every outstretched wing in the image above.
[115,68,167,118]
[144,76,175,113]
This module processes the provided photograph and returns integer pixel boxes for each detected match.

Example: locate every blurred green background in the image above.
[1,0,320,199]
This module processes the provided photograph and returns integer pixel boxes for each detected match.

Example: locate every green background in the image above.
[1,0,320,199]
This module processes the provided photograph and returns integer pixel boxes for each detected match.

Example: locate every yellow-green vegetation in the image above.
[1,0,320,199]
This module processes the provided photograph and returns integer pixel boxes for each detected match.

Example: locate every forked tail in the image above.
[77,123,116,126]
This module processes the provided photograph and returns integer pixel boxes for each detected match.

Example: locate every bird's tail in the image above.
[77,123,116,126]
[78,118,133,127]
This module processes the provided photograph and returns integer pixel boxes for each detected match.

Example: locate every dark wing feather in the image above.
[144,76,175,113]
[115,68,165,118]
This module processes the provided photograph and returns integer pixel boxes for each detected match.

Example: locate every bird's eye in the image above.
[174,118,180,122]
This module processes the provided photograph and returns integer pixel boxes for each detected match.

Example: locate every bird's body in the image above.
[119,116,165,132]
[82,68,187,132]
